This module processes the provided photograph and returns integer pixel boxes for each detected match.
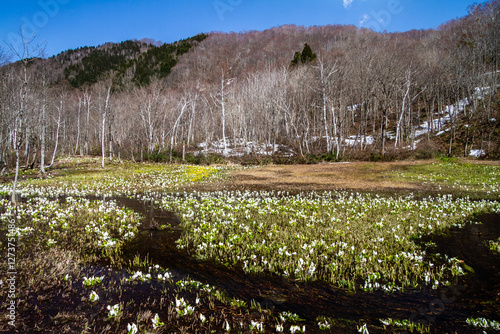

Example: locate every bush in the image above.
[438,156,459,163]
[144,151,169,163]
[184,153,227,165]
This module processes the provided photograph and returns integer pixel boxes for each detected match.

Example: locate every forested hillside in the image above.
[0,0,499,173]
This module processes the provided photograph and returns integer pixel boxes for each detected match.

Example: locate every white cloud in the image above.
[359,13,370,25]
[343,0,354,8]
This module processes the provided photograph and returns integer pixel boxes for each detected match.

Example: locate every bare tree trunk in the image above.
[75,97,81,155]
[48,99,62,168]
[221,73,228,156]
[40,72,47,173]
[395,71,411,148]
[271,105,277,153]
[24,128,30,170]
[84,90,91,156]
[304,126,310,154]
[448,97,459,157]
[102,106,106,168]
[331,105,340,159]
[12,148,20,203]
[139,98,154,153]
[381,107,388,159]
[187,92,198,147]
[170,98,189,162]
[108,112,113,161]
[101,87,111,168]
[182,139,186,161]
[322,85,329,153]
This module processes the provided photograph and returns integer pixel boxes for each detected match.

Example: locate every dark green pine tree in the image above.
[290,43,317,67]
[300,43,317,64]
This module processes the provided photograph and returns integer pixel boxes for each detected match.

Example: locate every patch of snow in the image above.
[386,131,397,140]
[343,135,374,147]
[474,86,491,100]
[436,128,451,136]
[412,90,481,140]
[347,104,359,112]
[366,136,375,145]
[404,139,422,151]
[469,149,485,158]
[196,138,294,157]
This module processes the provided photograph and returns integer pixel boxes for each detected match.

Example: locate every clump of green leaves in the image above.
[380,318,430,333]
[83,275,104,287]
[466,317,500,331]
[486,238,500,253]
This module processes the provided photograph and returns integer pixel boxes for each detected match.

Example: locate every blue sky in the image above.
[1,0,483,57]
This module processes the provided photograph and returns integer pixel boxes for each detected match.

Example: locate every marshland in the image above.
[1,157,499,333]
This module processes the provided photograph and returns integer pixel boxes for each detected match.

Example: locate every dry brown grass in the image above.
[226,161,425,192]
[224,159,500,193]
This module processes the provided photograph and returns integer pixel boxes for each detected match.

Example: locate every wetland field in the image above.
[0,157,499,333]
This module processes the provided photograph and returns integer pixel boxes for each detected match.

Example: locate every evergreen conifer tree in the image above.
[290,43,317,67]
[300,43,317,63]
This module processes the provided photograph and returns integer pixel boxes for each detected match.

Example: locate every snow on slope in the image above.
[410,86,495,157]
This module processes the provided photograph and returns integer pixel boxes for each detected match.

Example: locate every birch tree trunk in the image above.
[331,105,340,160]
[170,98,189,162]
[101,86,111,168]
[315,59,338,154]
[395,70,411,148]
[75,97,82,155]
[48,100,62,167]
[221,72,228,156]
[84,90,92,156]
[40,72,47,173]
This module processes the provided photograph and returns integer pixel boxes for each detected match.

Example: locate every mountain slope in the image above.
[43,33,209,88]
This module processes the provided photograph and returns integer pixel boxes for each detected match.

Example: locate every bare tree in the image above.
[135,79,165,154]
[102,86,112,168]
[0,46,11,175]
[314,57,338,153]
[46,91,64,168]
[212,70,235,156]
[4,25,45,203]
[82,88,92,156]
[93,82,112,168]
[169,95,189,162]
[395,68,413,148]
[39,64,48,172]
[75,96,82,155]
